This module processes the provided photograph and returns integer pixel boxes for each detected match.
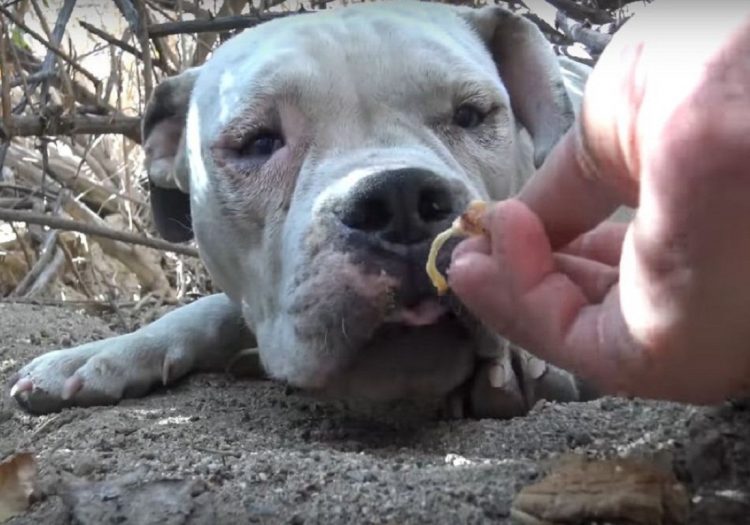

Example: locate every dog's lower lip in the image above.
[385,299,449,327]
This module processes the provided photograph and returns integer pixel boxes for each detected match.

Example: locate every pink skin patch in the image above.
[386,299,449,327]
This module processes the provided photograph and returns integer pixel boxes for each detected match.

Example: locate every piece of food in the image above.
[426,200,489,294]
[0,453,36,523]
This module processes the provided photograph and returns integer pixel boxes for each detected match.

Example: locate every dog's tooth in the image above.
[10,377,33,398]
[61,375,83,400]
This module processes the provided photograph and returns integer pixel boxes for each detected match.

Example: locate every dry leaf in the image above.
[511,456,690,525]
[0,453,37,523]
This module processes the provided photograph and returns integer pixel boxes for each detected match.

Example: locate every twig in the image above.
[56,235,95,299]
[594,0,649,10]
[7,221,33,271]
[543,0,614,24]
[11,230,60,296]
[190,0,243,67]
[148,11,296,37]
[0,208,199,257]
[79,21,175,75]
[113,0,141,35]
[555,10,611,54]
[13,47,112,114]
[29,0,77,104]
[2,114,141,143]
[7,29,35,111]
[133,0,154,101]
[0,19,11,129]
[0,4,101,88]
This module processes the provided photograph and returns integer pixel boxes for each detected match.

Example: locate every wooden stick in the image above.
[0,19,11,128]
[555,10,611,54]
[543,0,614,24]
[148,11,297,37]
[2,114,141,143]
[0,4,101,87]
[0,208,199,257]
[79,21,175,75]
[133,0,154,101]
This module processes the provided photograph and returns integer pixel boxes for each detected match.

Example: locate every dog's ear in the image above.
[459,6,576,168]
[141,67,201,242]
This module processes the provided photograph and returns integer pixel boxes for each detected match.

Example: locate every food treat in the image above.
[426,200,488,295]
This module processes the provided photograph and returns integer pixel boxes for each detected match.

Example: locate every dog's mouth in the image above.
[376,295,473,347]
[384,298,450,327]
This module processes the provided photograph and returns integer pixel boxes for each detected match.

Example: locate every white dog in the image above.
[11,1,594,417]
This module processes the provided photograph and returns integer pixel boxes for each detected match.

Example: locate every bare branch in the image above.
[29,0,77,102]
[543,0,613,24]
[79,21,176,75]
[555,10,611,54]
[0,20,12,128]
[0,208,199,257]
[2,114,141,143]
[148,11,297,37]
[11,230,60,297]
[134,0,155,101]
[0,4,101,88]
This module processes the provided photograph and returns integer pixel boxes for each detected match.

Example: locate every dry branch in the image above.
[148,11,296,37]
[555,10,611,54]
[0,4,100,88]
[4,143,138,215]
[11,230,60,297]
[2,114,141,143]
[79,21,176,75]
[134,0,155,101]
[543,0,613,24]
[0,208,198,257]
[29,0,77,105]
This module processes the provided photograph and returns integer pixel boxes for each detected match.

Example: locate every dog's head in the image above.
[141,2,579,402]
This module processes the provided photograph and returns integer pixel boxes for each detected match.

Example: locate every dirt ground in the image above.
[1,302,749,524]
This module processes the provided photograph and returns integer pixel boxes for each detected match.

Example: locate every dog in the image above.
[10,1,594,417]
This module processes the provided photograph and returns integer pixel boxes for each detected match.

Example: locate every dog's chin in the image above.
[317,298,477,402]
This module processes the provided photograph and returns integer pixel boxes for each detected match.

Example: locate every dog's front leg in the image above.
[9,293,254,414]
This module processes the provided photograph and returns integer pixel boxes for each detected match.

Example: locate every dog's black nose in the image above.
[335,168,456,245]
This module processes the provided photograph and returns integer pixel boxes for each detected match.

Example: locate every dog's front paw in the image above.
[9,334,195,414]
[466,347,587,419]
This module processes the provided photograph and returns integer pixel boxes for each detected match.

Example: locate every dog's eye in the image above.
[238,132,285,157]
[453,104,486,129]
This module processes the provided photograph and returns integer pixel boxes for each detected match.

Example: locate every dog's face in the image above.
[142,2,576,402]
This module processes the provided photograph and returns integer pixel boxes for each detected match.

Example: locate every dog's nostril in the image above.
[358,198,392,231]
[418,188,453,223]
[340,197,392,231]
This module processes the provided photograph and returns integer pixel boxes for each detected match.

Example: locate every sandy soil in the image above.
[1,301,749,524]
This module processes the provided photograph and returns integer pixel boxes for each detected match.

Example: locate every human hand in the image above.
[448,2,750,403]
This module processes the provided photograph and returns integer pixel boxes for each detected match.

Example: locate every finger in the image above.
[452,233,490,261]
[553,253,619,303]
[560,221,628,266]
[517,7,656,250]
[449,200,587,343]
[517,130,632,251]
[449,200,644,395]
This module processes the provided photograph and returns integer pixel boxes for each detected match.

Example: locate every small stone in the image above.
[566,430,593,448]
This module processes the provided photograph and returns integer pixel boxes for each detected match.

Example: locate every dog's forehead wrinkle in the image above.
[192,3,503,139]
